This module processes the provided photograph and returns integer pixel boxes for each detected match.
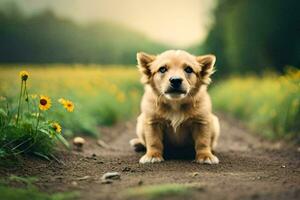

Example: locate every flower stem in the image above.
[16,80,24,124]
[24,81,30,112]
[35,109,41,133]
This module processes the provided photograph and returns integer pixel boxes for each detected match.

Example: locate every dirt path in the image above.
[1,115,299,200]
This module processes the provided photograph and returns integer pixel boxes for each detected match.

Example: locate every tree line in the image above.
[201,0,300,75]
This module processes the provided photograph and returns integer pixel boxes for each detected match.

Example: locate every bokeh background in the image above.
[0,0,299,141]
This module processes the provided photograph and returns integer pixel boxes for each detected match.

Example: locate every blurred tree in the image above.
[0,3,168,64]
[202,0,300,75]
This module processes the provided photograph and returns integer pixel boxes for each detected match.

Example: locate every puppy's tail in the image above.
[129,138,146,152]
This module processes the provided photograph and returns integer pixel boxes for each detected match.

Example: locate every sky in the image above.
[0,0,216,47]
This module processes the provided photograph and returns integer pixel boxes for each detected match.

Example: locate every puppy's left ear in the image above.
[137,52,156,83]
[196,54,216,84]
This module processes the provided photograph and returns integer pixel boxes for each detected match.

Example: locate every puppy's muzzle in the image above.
[165,76,186,95]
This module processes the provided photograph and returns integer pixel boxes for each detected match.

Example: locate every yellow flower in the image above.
[58,98,66,104]
[63,100,74,112]
[39,95,51,111]
[52,122,62,133]
[19,71,29,81]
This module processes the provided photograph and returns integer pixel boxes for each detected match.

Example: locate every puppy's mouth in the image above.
[164,88,187,99]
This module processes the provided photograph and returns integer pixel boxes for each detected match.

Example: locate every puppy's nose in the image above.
[169,76,183,88]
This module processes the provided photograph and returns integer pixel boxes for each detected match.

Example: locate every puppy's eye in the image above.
[184,66,193,74]
[158,66,167,73]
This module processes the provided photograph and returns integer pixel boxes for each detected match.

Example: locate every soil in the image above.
[0,115,299,200]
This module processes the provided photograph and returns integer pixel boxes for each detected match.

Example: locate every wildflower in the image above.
[63,100,74,112]
[39,95,51,111]
[58,98,66,104]
[19,71,29,81]
[52,122,62,133]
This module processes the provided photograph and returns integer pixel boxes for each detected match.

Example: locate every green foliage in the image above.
[210,68,300,141]
[124,184,194,199]
[0,175,79,200]
[0,3,169,64]
[203,0,300,75]
[0,70,70,160]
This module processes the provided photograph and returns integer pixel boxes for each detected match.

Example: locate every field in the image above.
[211,68,300,141]
[0,65,299,143]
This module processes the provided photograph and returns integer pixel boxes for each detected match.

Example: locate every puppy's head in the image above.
[137,50,216,100]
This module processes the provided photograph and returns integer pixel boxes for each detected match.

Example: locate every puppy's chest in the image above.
[162,108,192,146]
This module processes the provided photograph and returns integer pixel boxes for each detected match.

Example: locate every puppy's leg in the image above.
[193,123,219,164]
[139,122,164,164]
[210,114,220,151]
[130,114,146,152]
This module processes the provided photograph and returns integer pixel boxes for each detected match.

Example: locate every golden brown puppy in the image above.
[130,50,220,164]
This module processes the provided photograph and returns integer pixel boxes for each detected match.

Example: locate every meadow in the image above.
[211,68,300,141]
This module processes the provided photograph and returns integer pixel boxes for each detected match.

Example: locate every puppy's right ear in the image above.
[137,52,156,83]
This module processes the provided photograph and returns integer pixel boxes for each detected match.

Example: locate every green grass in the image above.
[0,176,79,200]
[210,68,300,141]
[124,183,197,199]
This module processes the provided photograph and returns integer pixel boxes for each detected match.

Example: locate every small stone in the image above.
[102,172,121,180]
[73,137,86,151]
[281,165,286,168]
[71,181,78,186]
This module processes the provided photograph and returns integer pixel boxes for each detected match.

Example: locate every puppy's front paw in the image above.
[195,153,219,164]
[139,152,164,164]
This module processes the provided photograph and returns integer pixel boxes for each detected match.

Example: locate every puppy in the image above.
[130,50,220,164]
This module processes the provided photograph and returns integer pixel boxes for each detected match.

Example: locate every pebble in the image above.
[101,172,121,180]
[73,137,86,151]
[71,181,78,186]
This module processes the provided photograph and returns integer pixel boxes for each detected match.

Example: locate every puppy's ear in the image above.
[137,52,156,83]
[196,54,216,84]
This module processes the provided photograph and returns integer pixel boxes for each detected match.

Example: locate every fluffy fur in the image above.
[130,50,220,164]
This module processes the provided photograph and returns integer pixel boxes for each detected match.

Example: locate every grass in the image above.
[210,67,300,141]
[0,175,79,200]
[124,183,197,199]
